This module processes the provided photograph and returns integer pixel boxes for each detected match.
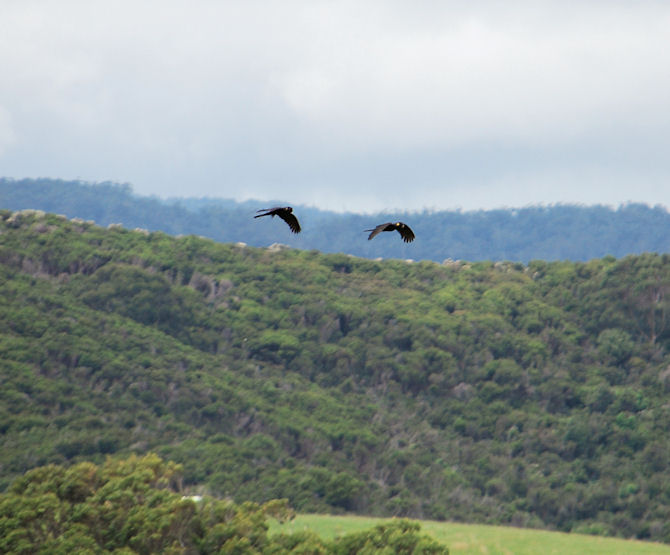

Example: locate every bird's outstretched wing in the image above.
[276,210,301,233]
[396,223,415,243]
[365,222,394,240]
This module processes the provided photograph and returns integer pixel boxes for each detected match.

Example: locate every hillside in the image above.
[3,177,670,262]
[3,209,670,542]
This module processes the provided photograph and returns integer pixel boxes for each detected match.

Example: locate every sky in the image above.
[1,1,670,213]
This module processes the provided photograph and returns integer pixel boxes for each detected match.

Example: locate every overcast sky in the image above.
[1,1,669,213]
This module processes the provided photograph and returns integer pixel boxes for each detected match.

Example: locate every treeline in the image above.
[0,453,447,554]
[3,177,670,262]
[4,210,670,541]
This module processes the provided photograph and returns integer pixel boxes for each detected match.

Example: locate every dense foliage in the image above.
[0,453,448,554]
[3,177,670,262]
[3,209,670,542]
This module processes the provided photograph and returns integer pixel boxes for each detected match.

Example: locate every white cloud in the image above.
[279,2,670,150]
[0,106,16,155]
[0,1,669,210]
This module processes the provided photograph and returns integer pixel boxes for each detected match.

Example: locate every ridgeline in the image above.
[3,177,670,262]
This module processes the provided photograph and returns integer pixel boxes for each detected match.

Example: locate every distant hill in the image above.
[2,177,670,261]
[3,209,670,542]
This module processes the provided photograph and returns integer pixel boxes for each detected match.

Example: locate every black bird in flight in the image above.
[254,206,301,234]
[365,222,415,243]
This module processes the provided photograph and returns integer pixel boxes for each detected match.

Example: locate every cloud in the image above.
[1,1,670,211]
[0,106,15,155]
[279,2,670,149]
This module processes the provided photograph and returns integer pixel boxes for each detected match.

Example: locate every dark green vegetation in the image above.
[0,453,447,554]
[3,177,670,262]
[3,209,670,542]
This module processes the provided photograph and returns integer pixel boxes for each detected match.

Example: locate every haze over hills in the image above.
[3,209,670,542]
[2,177,670,262]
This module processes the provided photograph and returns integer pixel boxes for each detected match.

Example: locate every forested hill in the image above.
[4,209,670,542]
[3,177,670,262]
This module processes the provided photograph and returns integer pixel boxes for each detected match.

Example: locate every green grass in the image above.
[270,514,670,555]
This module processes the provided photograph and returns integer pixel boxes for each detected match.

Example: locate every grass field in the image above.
[270,514,670,554]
